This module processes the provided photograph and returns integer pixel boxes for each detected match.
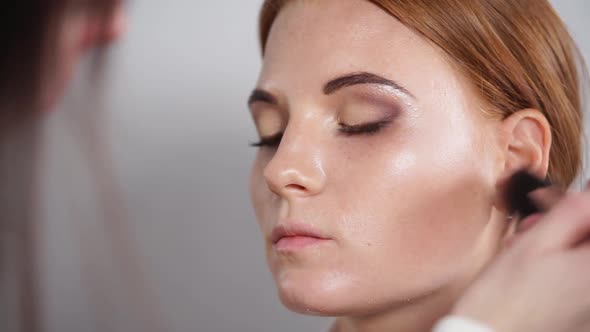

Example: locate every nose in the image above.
[263,125,327,199]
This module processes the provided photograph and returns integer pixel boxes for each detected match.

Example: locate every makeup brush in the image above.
[505,170,552,220]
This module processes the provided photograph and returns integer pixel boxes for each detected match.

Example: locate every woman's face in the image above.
[249,0,505,316]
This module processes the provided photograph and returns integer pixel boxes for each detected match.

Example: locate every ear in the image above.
[498,108,552,180]
[493,108,551,216]
[493,109,551,242]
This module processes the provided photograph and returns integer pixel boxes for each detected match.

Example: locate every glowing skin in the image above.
[249,0,512,331]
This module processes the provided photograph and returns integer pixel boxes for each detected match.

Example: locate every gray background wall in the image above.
[39,1,590,332]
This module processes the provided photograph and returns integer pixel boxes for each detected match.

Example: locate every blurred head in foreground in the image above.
[0,0,126,115]
[0,1,125,331]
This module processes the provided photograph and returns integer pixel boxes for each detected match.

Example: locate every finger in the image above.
[512,187,563,235]
[506,213,543,250]
[513,187,563,233]
[516,213,543,233]
[524,191,590,252]
[567,243,590,279]
[528,186,564,212]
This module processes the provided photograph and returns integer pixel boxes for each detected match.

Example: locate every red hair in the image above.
[259,0,588,188]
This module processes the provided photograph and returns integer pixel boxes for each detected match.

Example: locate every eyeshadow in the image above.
[339,98,396,125]
[255,110,284,138]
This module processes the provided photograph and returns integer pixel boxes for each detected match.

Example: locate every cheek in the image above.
[330,111,497,291]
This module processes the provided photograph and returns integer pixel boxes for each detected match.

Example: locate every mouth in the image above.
[270,222,332,252]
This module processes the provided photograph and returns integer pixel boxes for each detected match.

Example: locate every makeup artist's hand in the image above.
[452,183,590,332]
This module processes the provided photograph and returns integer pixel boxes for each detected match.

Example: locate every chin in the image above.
[272,265,454,318]
[277,282,346,316]
[273,268,375,317]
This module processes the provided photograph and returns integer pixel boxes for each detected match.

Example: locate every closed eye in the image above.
[338,119,392,136]
[249,119,392,148]
[250,132,283,148]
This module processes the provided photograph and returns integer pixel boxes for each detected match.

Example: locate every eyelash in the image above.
[250,119,392,148]
[338,119,392,136]
[250,132,284,148]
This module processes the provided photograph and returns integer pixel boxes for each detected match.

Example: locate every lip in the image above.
[270,221,332,251]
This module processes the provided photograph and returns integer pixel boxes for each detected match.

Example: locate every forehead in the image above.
[258,0,457,98]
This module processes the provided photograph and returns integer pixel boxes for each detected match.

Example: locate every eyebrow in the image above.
[323,72,415,98]
[248,89,278,106]
[248,71,414,108]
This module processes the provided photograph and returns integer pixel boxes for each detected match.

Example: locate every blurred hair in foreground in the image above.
[0,2,163,332]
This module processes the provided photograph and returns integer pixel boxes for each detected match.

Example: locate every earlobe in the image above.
[498,109,552,180]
